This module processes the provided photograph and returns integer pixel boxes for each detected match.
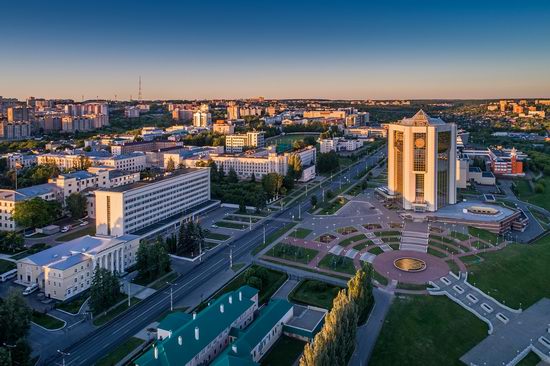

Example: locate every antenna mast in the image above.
[138,76,142,102]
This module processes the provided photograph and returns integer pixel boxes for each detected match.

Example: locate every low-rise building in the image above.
[320,138,363,153]
[38,152,147,172]
[111,140,183,156]
[213,121,235,135]
[2,153,37,169]
[16,234,140,300]
[125,106,141,118]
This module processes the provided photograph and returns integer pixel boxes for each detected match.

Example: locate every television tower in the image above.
[138,76,142,102]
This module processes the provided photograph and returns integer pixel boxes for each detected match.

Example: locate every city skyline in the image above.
[2,0,550,100]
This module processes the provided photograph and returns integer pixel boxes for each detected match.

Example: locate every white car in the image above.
[61,226,70,233]
[23,284,39,296]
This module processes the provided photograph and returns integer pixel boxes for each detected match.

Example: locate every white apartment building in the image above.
[125,106,141,118]
[3,153,37,169]
[0,184,62,231]
[49,168,140,198]
[94,168,211,237]
[303,110,346,119]
[387,110,457,212]
[37,152,147,172]
[16,234,140,301]
[225,131,265,153]
[193,111,212,127]
[319,138,363,153]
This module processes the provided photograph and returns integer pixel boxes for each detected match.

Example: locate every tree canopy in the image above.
[12,198,62,228]
[66,192,87,219]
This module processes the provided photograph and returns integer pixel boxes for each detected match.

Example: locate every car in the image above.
[61,226,70,233]
[22,284,39,296]
[79,221,88,226]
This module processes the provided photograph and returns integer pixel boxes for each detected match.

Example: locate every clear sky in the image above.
[2,0,550,100]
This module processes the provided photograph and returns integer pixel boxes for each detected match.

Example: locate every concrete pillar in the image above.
[110,252,114,273]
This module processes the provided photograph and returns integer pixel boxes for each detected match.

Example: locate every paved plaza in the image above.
[373,250,449,284]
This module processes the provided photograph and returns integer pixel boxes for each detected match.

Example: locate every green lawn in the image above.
[516,352,542,366]
[429,241,460,255]
[215,221,248,230]
[467,238,550,308]
[266,243,319,264]
[318,254,356,275]
[252,222,298,255]
[289,279,342,310]
[261,336,306,366]
[468,227,498,245]
[288,228,313,239]
[374,230,400,237]
[445,259,461,274]
[56,226,96,241]
[225,215,261,223]
[353,241,373,251]
[372,269,389,286]
[32,311,65,329]
[339,234,367,246]
[367,246,384,255]
[204,231,231,241]
[132,269,173,287]
[427,247,447,258]
[317,197,349,215]
[0,258,16,273]
[56,294,89,314]
[96,337,144,366]
[429,234,456,245]
[93,297,141,326]
[450,231,469,241]
[149,271,179,290]
[515,176,550,211]
[336,226,358,235]
[471,240,492,250]
[370,296,487,366]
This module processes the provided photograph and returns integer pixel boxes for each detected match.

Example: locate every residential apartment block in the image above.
[38,151,147,172]
[319,138,363,153]
[225,131,265,153]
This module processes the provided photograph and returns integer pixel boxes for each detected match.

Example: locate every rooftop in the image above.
[96,168,204,193]
[398,110,446,127]
[14,183,59,201]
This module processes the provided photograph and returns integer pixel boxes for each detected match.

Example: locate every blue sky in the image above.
[2,0,550,100]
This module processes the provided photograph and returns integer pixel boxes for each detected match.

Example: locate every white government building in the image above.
[387,110,457,212]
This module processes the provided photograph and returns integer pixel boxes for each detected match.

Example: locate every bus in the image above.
[0,269,17,282]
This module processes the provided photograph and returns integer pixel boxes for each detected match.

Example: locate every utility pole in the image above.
[298,204,301,220]
[229,246,233,269]
[166,282,174,311]
[127,282,131,307]
[249,216,252,231]
[263,225,266,245]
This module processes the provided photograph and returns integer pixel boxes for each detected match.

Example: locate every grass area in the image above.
[429,241,460,255]
[467,238,550,308]
[451,231,469,241]
[353,241,373,251]
[205,265,288,307]
[32,311,65,329]
[515,176,550,211]
[317,197,349,215]
[289,279,342,310]
[370,296,487,366]
[445,259,461,274]
[0,258,16,273]
[93,297,141,326]
[381,236,400,243]
[231,263,246,272]
[215,221,248,230]
[149,271,179,290]
[374,230,400,237]
[363,223,382,230]
[56,294,89,314]
[266,243,319,264]
[461,254,483,266]
[396,282,426,290]
[318,254,356,275]
[204,231,231,241]
[347,183,365,196]
[252,222,297,255]
[288,228,313,239]
[261,336,306,366]
[372,269,389,286]
[468,227,498,245]
[96,337,144,366]
[516,352,541,366]
[427,247,447,258]
[56,226,96,241]
[471,240,492,250]
[367,246,384,255]
[389,243,400,250]
[132,269,172,286]
[339,234,367,246]
[429,234,456,245]
[262,258,351,282]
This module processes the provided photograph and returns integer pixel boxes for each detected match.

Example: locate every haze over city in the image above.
[2,0,550,100]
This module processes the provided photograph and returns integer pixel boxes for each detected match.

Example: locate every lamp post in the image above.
[57,350,70,366]
[166,281,174,311]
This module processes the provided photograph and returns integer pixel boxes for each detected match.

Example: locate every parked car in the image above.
[61,225,71,233]
[22,284,39,296]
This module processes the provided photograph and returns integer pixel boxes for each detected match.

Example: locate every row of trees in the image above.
[300,264,373,366]
[165,221,205,257]
[317,151,340,174]
[89,267,122,315]
[0,292,32,366]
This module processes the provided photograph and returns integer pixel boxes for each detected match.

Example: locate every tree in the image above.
[0,291,32,344]
[262,173,283,198]
[12,198,61,228]
[227,168,239,183]
[347,264,374,324]
[250,172,256,183]
[136,239,171,282]
[89,267,122,314]
[310,195,318,207]
[239,200,247,214]
[66,192,87,219]
[317,151,340,174]
[288,153,303,179]
[175,221,205,257]
[166,157,176,172]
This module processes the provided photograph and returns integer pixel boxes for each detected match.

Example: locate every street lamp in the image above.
[166,281,175,312]
[57,350,70,366]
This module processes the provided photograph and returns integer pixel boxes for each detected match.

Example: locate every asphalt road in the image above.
[45,148,385,366]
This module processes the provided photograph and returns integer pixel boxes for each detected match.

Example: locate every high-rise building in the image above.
[225,131,265,153]
[387,110,457,212]
[227,102,240,120]
[193,111,212,127]
[7,106,31,122]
